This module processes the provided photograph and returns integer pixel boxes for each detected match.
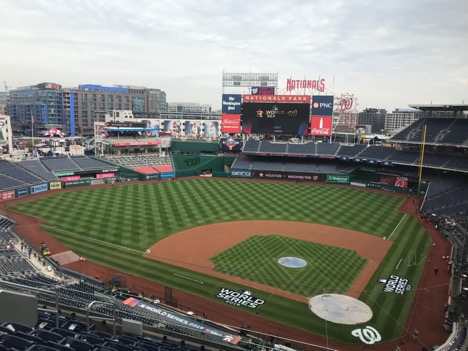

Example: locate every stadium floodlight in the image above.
[222,72,278,88]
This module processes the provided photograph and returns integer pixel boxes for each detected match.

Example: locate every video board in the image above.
[242,95,311,135]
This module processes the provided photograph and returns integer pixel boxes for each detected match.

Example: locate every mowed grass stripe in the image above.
[210,235,367,297]
[8,179,430,344]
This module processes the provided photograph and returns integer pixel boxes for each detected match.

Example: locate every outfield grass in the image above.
[8,179,431,344]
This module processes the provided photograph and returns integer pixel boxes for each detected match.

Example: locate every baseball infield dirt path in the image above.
[146,221,392,301]
[0,181,452,351]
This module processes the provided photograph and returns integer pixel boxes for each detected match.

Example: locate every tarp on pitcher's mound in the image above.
[308,294,373,325]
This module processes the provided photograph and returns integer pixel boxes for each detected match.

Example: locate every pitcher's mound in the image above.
[308,294,373,325]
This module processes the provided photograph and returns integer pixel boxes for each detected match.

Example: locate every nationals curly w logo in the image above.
[339,97,354,112]
[184,157,201,167]
[336,93,357,113]
[351,326,381,345]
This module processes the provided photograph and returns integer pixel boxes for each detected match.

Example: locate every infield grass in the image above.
[211,235,368,296]
[8,179,430,344]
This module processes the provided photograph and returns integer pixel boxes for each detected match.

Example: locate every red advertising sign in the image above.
[221,114,241,133]
[251,86,275,95]
[114,141,161,147]
[243,95,311,103]
[310,116,332,136]
[395,177,408,188]
[96,173,115,179]
[0,191,15,201]
[61,175,81,182]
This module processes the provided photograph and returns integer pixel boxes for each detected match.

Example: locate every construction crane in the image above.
[3,81,8,92]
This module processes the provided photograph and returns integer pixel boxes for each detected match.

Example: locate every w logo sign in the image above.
[351,326,381,345]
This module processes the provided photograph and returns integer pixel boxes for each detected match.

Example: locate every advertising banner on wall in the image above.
[242,99,311,135]
[204,121,220,138]
[222,94,242,114]
[220,137,242,152]
[230,169,252,178]
[251,86,275,95]
[0,191,15,201]
[254,171,325,182]
[49,182,62,190]
[395,177,408,188]
[61,176,81,182]
[122,297,241,345]
[221,114,241,133]
[114,141,161,147]
[326,174,350,184]
[96,173,115,179]
[31,184,48,194]
[310,116,333,136]
[163,120,182,136]
[184,120,202,137]
[17,188,29,197]
[311,96,334,115]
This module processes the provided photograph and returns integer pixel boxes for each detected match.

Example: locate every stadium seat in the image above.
[0,334,33,351]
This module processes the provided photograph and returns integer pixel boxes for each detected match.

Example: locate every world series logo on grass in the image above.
[216,288,265,309]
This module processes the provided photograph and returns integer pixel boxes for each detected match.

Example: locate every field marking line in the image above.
[396,258,403,270]
[173,274,204,284]
[41,224,144,254]
[387,214,407,241]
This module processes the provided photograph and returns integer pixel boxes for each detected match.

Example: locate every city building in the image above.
[7,83,168,137]
[0,92,9,115]
[334,111,359,129]
[357,108,387,134]
[384,109,422,133]
[0,114,13,156]
[168,102,212,114]
[8,83,65,129]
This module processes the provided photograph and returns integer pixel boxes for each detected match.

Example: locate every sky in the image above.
[1,0,467,112]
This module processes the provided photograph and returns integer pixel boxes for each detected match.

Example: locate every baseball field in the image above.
[7,178,431,344]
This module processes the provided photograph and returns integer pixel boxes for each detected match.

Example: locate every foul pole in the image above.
[417,124,427,198]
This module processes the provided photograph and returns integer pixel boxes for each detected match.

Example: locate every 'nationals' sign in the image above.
[286,78,326,92]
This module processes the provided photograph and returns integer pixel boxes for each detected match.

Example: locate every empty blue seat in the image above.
[1,321,34,334]
[0,334,33,351]
[50,328,75,339]
[103,341,134,351]
[32,330,65,344]
[64,337,94,351]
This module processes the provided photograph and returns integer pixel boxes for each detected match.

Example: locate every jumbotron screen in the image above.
[242,101,310,135]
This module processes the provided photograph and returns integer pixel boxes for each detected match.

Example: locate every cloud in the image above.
[1,0,467,110]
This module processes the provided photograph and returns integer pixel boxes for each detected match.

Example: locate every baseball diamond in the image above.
[6,178,432,346]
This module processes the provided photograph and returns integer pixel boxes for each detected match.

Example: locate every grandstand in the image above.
[1,105,468,350]
[0,215,260,351]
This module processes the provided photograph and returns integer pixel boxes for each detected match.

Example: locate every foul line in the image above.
[173,274,204,284]
[387,214,407,241]
[42,224,143,254]
[396,258,403,270]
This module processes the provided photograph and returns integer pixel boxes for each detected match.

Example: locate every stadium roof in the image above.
[408,104,468,112]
